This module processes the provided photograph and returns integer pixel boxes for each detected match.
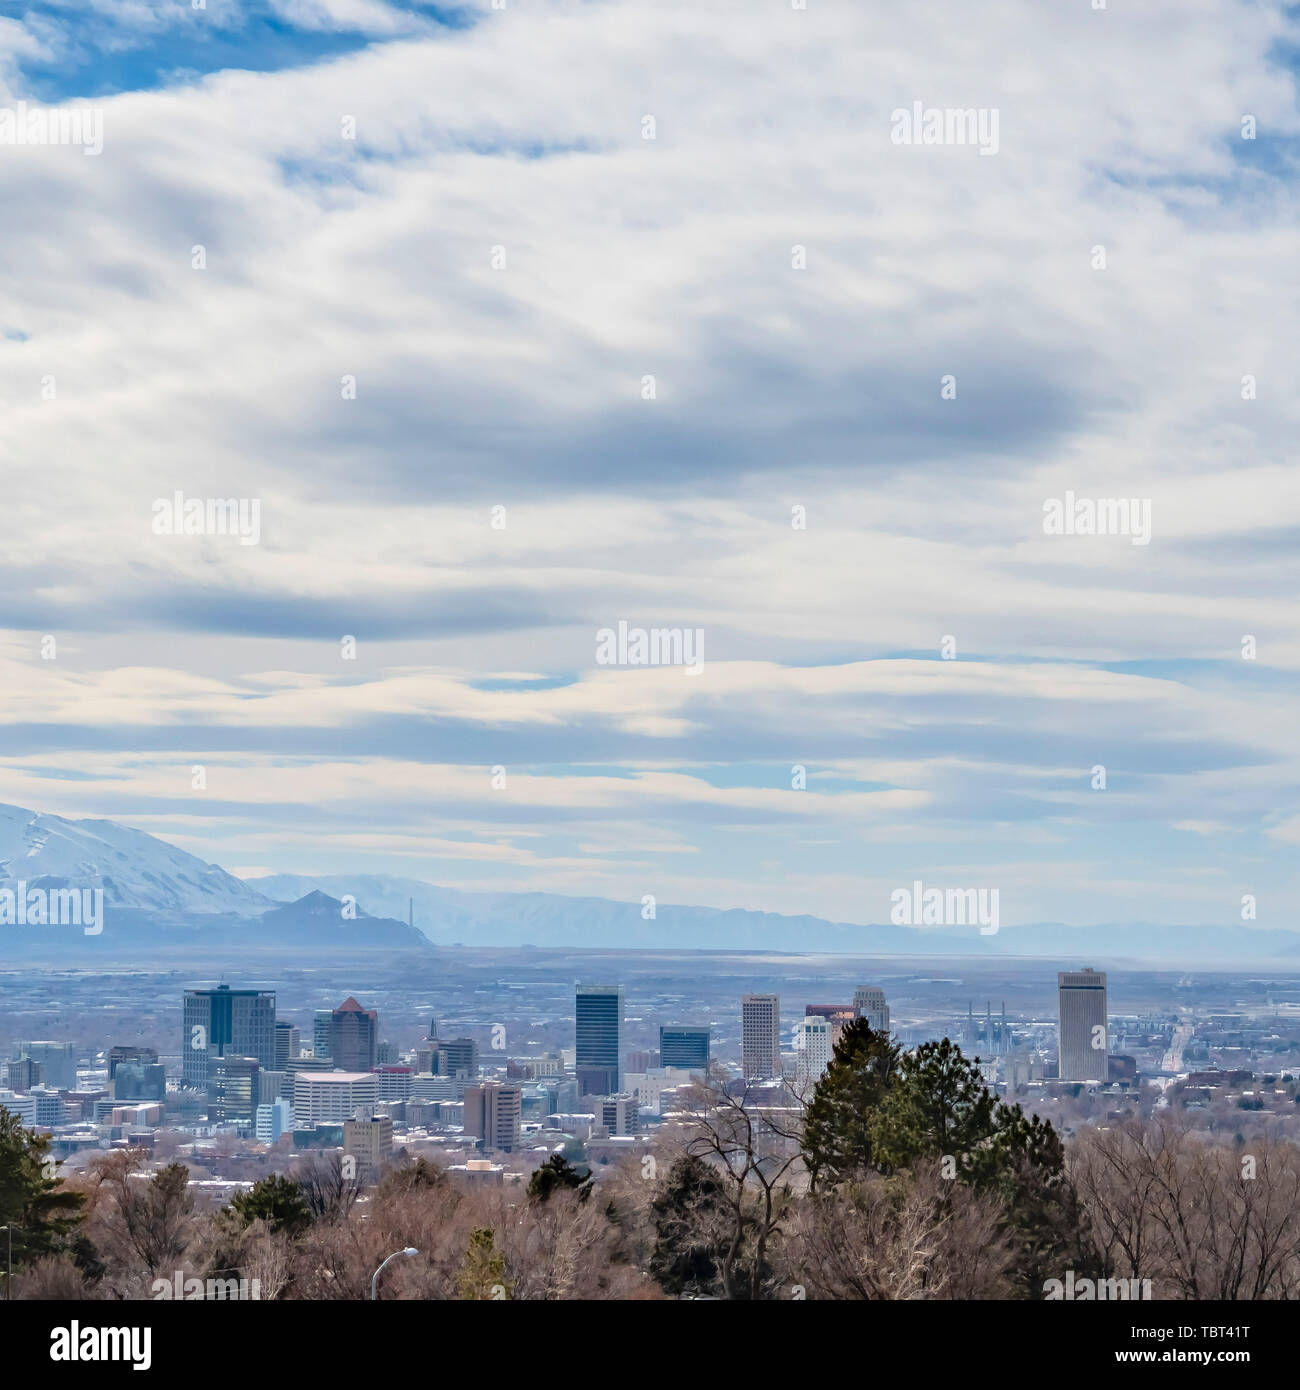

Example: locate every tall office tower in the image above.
[328,997,378,1072]
[7,1057,41,1092]
[463,1080,522,1153]
[1058,969,1109,1081]
[313,1010,333,1061]
[853,987,891,1036]
[12,1041,76,1090]
[795,1015,832,1086]
[660,1025,710,1071]
[181,986,276,1090]
[742,995,781,1080]
[576,984,624,1096]
[435,1038,479,1079]
[108,1045,158,1080]
[601,1093,640,1136]
[209,1056,260,1124]
[273,1023,300,1070]
[375,1040,394,1065]
[342,1115,394,1183]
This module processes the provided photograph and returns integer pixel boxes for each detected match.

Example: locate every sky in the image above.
[0,0,1297,933]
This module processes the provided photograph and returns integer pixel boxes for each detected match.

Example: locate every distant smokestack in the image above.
[409,896,414,929]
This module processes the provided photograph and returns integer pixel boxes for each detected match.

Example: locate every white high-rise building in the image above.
[795,1015,832,1086]
[600,1092,640,1136]
[853,986,890,1036]
[255,1097,294,1143]
[1058,969,1108,1081]
[292,1070,378,1125]
[742,994,781,1080]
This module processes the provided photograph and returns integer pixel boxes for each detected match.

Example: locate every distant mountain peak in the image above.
[0,802,270,916]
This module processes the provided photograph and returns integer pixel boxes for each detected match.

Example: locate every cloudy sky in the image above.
[0,0,1297,932]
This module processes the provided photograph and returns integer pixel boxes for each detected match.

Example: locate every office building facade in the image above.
[273,1022,300,1070]
[576,985,623,1096]
[659,1025,710,1071]
[115,1061,167,1102]
[343,1115,393,1183]
[795,1015,832,1086]
[853,987,891,1036]
[292,1070,378,1126]
[1058,969,1109,1081]
[742,994,781,1080]
[182,986,276,1090]
[601,1092,640,1136]
[328,997,378,1072]
[463,1080,522,1153]
[209,1056,260,1124]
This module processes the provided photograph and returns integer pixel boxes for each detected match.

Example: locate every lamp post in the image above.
[0,1225,10,1301]
[370,1247,418,1301]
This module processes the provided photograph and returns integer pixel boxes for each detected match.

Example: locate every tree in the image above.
[528,1154,592,1204]
[868,1037,998,1175]
[457,1227,509,1300]
[986,1104,1101,1298]
[787,1163,1014,1300]
[675,1075,803,1299]
[375,1157,446,1201]
[802,1020,900,1189]
[91,1156,194,1278]
[648,1156,732,1298]
[0,1108,88,1274]
[227,1174,311,1237]
[857,1038,1089,1299]
[297,1151,362,1223]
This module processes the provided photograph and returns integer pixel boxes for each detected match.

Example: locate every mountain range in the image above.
[0,802,1293,966]
[0,803,428,963]
[253,874,1294,965]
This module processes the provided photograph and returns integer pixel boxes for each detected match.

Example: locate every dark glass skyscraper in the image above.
[659,1025,709,1071]
[182,985,276,1089]
[576,984,623,1095]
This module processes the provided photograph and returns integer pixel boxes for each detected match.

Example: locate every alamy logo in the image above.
[1043,492,1151,545]
[152,1271,261,1299]
[50,1323,151,1369]
[890,102,999,155]
[596,620,704,674]
[0,882,103,935]
[152,491,261,545]
[890,880,999,935]
[0,102,103,156]
[1044,1271,1152,1301]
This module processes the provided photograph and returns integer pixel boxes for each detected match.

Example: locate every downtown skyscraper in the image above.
[575,984,623,1096]
[1058,968,1108,1082]
[742,994,781,1080]
[182,984,276,1090]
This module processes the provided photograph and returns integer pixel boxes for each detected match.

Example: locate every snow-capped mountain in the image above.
[0,802,271,916]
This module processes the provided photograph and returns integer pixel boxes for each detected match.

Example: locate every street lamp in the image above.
[370,1247,418,1301]
[0,1225,10,1301]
